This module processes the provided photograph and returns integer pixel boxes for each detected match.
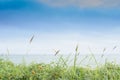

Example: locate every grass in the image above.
[0,46,120,80]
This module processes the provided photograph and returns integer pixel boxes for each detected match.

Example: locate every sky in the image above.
[0,0,120,55]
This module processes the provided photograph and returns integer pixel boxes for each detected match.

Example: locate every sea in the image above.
[0,53,120,67]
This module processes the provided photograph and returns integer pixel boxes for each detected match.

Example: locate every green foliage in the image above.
[0,45,120,80]
[0,57,120,80]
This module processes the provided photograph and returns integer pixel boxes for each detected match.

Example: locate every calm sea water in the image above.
[1,53,120,67]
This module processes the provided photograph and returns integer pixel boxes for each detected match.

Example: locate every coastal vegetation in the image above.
[0,46,120,80]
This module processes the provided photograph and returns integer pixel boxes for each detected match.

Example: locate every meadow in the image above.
[0,46,120,80]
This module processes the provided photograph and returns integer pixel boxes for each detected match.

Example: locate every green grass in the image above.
[0,58,120,80]
[0,46,120,80]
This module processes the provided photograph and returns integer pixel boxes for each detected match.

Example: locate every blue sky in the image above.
[0,0,120,54]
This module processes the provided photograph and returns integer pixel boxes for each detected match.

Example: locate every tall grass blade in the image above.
[29,35,34,44]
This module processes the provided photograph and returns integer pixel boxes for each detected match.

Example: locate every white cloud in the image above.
[38,0,120,8]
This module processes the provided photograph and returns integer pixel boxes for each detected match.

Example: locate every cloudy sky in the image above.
[0,0,120,54]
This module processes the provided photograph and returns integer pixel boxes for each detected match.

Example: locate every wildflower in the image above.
[38,66,43,70]
[32,70,36,75]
